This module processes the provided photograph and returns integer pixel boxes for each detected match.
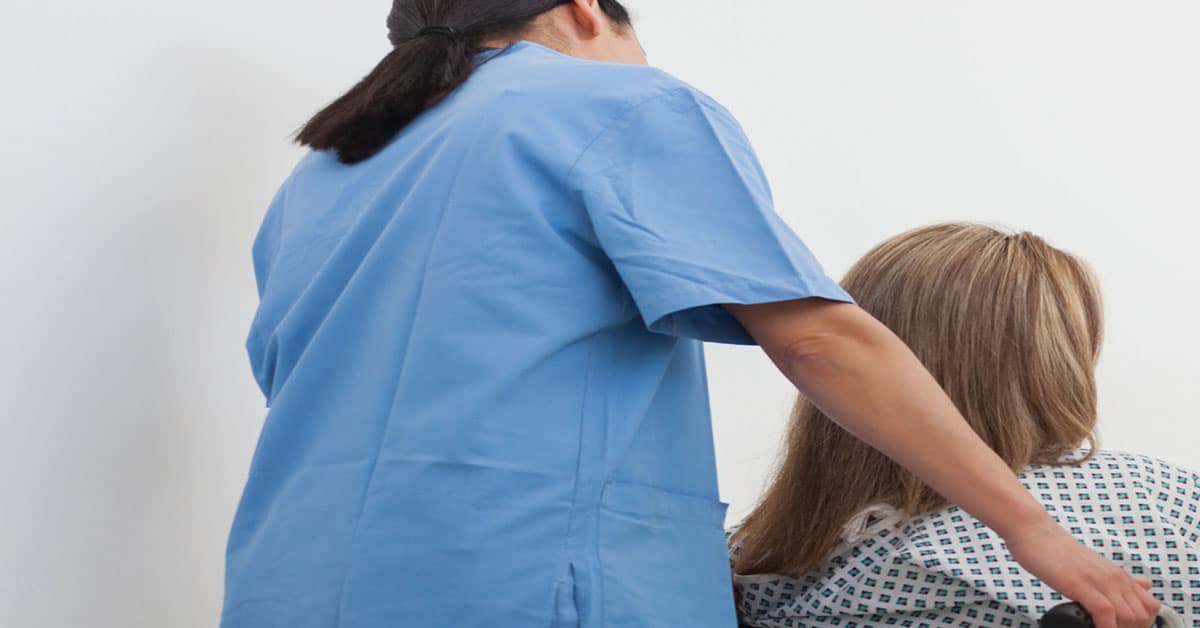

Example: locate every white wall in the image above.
[1,2,1196,627]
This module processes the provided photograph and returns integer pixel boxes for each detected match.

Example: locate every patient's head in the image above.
[844,223,1104,456]
[732,223,1104,576]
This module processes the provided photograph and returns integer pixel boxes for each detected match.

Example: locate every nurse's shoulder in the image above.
[477,41,739,143]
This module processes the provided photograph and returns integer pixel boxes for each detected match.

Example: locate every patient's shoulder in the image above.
[1022,449,1197,483]
[1021,449,1200,540]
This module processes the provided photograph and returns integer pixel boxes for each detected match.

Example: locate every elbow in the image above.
[777,318,884,381]
[778,331,858,377]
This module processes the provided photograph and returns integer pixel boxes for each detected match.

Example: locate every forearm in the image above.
[788,321,1046,536]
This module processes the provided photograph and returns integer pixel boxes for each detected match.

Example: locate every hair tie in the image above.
[416,26,461,41]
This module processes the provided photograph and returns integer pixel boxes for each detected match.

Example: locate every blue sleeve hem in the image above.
[640,275,856,345]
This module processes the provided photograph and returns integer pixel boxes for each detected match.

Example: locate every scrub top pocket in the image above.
[597,481,737,628]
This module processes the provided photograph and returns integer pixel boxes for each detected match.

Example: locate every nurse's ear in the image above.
[564,0,607,38]
[555,0,647,65]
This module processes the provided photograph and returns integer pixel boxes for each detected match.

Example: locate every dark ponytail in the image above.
[297,0,632,165]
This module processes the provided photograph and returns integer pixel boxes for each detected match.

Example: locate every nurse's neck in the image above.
[482,4,647,66]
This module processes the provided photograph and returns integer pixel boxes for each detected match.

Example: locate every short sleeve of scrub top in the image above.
[570,87,853,344]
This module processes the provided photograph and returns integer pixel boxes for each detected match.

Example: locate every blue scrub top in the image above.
[225,41,852,628]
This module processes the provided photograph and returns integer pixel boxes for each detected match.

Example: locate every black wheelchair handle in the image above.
[1040,602,1181,628]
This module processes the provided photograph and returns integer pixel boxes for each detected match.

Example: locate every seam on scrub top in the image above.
[674,91,813,281]
[563,333,597,551]
[327,152,469,628]
[556,332,598,627]
[563,86,700,193]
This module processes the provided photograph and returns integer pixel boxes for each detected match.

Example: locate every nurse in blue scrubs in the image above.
[223,1,1160,627]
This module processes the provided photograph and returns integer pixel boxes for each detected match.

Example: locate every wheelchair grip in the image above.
[1041,602,1095,628]
[1040,602,1183,628]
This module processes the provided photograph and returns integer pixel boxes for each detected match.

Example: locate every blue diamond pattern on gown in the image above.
[731,451,1200,628]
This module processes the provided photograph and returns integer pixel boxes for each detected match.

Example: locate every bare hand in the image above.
[1006,519,1160,628]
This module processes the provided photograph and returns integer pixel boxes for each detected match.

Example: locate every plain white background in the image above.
[2,1,1196,626]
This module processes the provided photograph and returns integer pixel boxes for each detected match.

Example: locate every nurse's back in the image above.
[237,43,669,623]
[226,6,856,627]
[245,42,698,410]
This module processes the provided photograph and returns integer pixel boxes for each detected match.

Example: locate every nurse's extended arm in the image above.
[725,298,1160,628]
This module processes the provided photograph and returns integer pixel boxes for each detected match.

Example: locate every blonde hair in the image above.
[731,223,1105,577]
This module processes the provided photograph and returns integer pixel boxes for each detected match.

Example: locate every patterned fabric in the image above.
[731,451,1200,627]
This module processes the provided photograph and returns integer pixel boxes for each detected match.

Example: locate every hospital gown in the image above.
[732,451,1200,627]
